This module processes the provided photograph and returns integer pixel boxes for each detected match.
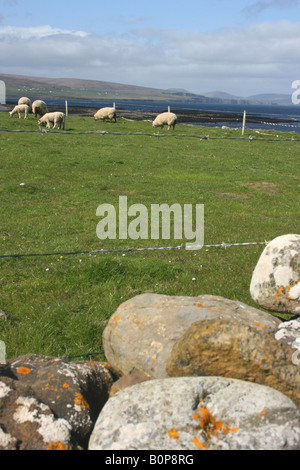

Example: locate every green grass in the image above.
[1,111,299,360]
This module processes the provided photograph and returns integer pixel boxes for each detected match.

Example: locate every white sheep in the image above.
[152,112,177,131]
[18,97,32,107]
[32,100,48,118]
[38,112,65,130]
[94,107,117,122]
[9,104,31,119]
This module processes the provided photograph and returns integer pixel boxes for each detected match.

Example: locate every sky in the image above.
[0,0,300,97]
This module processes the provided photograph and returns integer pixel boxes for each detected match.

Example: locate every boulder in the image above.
[0,354,114,449]
[102,293,281,378]
[250,234,300,314]
[88,377,300,450]
[0,376,73,450]
[109,367,152,397]
[275,318,300,347]
[166,319,300,407]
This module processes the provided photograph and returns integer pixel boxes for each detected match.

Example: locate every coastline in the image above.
[2,101,298,127]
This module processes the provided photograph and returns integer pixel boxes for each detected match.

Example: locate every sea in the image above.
[16,97,300,134]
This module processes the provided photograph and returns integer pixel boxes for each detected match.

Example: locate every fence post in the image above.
[65,100,68,118]
[242,110,247,136]
[168,106,171,113]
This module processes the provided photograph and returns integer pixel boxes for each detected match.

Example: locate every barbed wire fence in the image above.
[0,239,270,361]
[0,240,269,260]
[1,121,297,360]
[0,127,300,142]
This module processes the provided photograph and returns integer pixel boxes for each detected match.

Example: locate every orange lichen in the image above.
[274,280,300,304]
[44,441,69,451]
[62,383,70,389]
[197,303,205,307]
[74,393,90,410]
[261,409,266,418]
[168,428,180,440]
[192,436,209,450]
[113,314,121,322]
[16,366,31,375]
[253,322,267,330]
[193,406,238,440]
[169,404,238,450]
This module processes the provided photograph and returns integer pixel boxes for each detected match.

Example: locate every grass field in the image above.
[0,111,299,360]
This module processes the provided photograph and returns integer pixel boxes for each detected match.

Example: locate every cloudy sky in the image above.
[0,0,300,96]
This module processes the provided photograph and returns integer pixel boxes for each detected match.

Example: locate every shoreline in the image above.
[2,101,298,126]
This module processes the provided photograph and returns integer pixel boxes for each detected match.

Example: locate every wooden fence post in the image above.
[242,110,247,136]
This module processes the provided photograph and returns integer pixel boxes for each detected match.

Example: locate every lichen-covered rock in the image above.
[0,377,72,450]
[250,234,300,314]
[102,293,281,378]
[0,354,114,449]
[88,377,300,450]
[275,318,300,346]
[166,319,300,407]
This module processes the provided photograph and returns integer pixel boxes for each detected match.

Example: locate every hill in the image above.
[204,90,292,106]
[1,73,291,106]
[0,73,278,106]
[0,73,210,103]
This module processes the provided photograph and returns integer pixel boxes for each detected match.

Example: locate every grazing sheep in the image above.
[152,112,177,131]
[9,104,30,119]
[32,100,48,118]
[18,97,32,107]
[94,107,117,122]
[38,112,65,130]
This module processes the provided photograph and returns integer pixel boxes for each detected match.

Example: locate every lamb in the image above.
[94,107,117,122]
[32,100,48,118]
[38,112,65,130]
[18,97,32,107]
[152,112,177,131]
[9,104,31,119]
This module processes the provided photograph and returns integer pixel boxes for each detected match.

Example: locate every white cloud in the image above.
[0,21,299,96]
[0,24,89,39]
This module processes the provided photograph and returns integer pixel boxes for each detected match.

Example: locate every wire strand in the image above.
[0,241,269,260]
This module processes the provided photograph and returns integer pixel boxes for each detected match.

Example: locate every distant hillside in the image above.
[0,74,210,103]
[0,73,290,106]
[204,90,292,106]
[247,93,292,105]
[203,90,243,100]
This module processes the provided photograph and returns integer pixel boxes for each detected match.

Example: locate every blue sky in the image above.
[1,0,300,96]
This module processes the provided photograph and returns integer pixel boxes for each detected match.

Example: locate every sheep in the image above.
[9,104,31,119]
[32,100,48,118]
[18,97,32,107]
[38,112,65,130]
[152,112,177,131]
[94,107,117,123]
